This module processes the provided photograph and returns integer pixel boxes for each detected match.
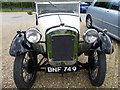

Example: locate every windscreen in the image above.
[36,2,80,15]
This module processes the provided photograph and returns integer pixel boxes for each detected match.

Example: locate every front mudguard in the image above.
[99,33,114,54]
[9,33,29,56]
[79,33,114,55]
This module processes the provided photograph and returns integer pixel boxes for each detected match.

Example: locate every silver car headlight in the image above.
[26,28,42,43]
[83,29,98,44]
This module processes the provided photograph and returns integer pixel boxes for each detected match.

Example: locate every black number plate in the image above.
[46,66,78,73]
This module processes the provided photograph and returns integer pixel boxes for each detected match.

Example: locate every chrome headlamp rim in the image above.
[26,27,42,43]
[83,29,98,44]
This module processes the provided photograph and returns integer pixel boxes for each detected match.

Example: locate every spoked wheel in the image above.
[86,16,92,29]
[14,52,37,89]
[88,51,106,86]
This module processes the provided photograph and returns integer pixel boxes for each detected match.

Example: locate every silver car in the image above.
[86,0,120,41]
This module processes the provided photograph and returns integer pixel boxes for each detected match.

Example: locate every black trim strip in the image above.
[38,14,79,18]
[38,41,46,43]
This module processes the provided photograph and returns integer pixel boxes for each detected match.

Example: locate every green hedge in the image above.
[2,2,35,9]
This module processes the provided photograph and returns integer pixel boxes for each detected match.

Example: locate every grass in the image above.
[0,10,35,12]
[2,7,34,9]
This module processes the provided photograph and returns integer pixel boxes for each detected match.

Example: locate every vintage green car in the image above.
[9,1,114,89]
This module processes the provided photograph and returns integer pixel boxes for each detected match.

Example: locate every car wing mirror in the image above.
[27,11,38,25]
[27,11,36,15]
[103,29,107,34]
[27,11,33,15]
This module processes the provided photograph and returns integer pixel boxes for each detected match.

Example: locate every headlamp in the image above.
[83,29,98,44]
[26,28,42,43]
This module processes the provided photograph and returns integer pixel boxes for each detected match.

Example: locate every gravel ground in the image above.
[1,12,119,89]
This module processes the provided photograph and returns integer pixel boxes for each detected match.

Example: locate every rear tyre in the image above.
[88,51,106,86]
[86,15,92,28]
[14,52,37,89]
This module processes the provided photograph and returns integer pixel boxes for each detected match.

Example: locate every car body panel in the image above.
[87,6,104,29]
[34,2,81,66]
[86,0,120,41]
[103,9,119,38]
[37,14,80,52]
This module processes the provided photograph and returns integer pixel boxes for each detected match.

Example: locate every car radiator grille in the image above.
[51,35,74,61]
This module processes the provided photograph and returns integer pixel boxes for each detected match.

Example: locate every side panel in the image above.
[103,9,120,39]
[87,6,103,29]
[102,0,120,40]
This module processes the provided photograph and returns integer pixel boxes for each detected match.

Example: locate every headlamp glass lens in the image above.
[26,28,41,43]
[83,29,98,43]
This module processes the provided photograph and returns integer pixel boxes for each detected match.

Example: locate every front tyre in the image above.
[14,52,37,89]
[88,51,106,86]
